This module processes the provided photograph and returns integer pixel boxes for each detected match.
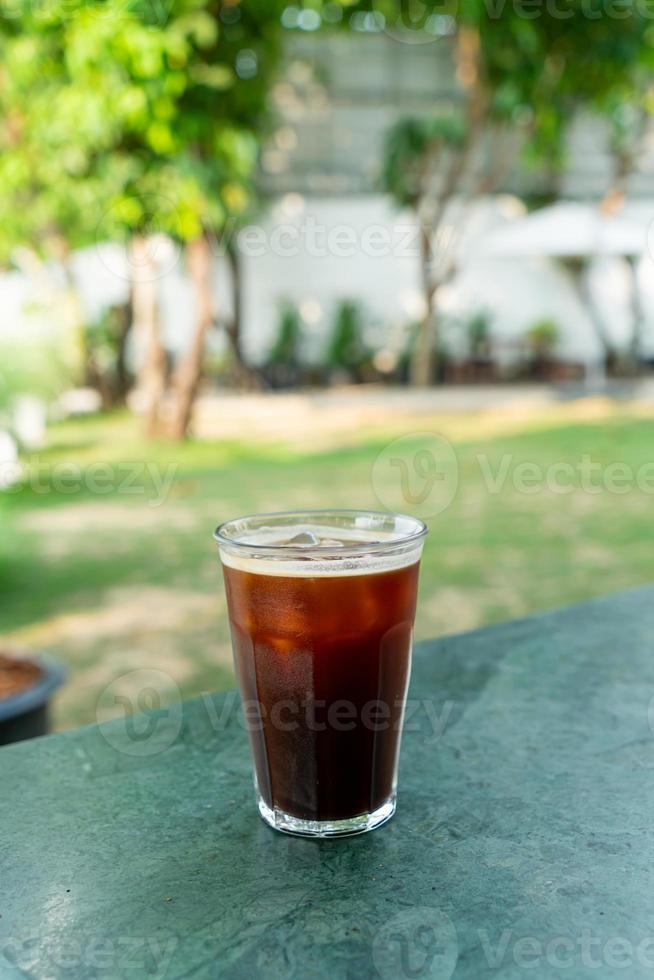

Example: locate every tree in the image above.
[0,0,288,437]
[380,3,654,385]
[382,113,467,385]
[0,2,127,396]
[601,77,654,368]
[224,238,257,388]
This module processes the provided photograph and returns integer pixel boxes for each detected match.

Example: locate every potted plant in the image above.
[262,302,303,389]
[0,650,65,745]
[466,310,495,382]
[525,318,560,380]
[325,300,373,384]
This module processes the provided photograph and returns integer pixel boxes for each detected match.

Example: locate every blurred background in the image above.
[2,0,654,730]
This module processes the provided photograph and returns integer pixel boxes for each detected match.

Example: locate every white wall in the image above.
[2,194,654,369]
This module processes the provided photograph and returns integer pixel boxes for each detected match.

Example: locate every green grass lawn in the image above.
[1,402,653,730]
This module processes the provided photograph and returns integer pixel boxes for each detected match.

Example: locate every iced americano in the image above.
[215,511,426,837]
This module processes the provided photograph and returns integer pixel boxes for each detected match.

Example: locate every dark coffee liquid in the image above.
[223,560,420,822]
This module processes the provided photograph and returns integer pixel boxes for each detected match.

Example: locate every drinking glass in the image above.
[214,509,426,837]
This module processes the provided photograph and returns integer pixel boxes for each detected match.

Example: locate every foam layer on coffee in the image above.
[218,522,424,577]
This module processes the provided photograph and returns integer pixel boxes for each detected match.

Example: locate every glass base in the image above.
[257,794,396,838]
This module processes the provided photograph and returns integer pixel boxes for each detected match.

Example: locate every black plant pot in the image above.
[0,655,66,746]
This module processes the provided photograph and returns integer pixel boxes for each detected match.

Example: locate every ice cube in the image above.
[286,532,344,548]
[287,531,320,546]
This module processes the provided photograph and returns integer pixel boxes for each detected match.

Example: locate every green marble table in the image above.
[3,586,654,979]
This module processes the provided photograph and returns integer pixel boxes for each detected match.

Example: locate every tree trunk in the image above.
[49,230,134,407]
[408,23,485,388]
[225,241,259,390]
[566,257,616,373]
[456,24,486,127]
[114,291,134,404]
[410,222,435,386]
[169,233,215,440]
[42,235,88,387]
[600,187,641,374]
[131,236,166,437]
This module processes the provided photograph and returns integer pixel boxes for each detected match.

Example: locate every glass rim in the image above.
[214,508,428,559]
